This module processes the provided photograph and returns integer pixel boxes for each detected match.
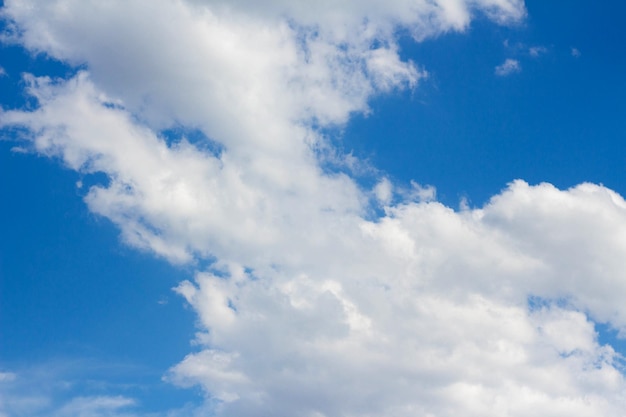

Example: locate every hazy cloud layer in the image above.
[3,0,626,416]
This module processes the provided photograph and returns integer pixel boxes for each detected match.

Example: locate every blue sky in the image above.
[345,1,626,205]
[2,1,626,416]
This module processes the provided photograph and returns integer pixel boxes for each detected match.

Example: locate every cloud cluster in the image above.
[3,0,626,416]
[0,0,524,266]
[167,180,626,417]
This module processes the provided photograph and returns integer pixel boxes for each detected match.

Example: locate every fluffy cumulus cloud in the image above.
[3,0,626,416]
[167,181,626,416]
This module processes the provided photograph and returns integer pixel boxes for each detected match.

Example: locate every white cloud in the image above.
[572,47,582,58]
[0,0,525,266]
[9,146,29,154]
[373,177,393,205]
[164,180,626,416]
[1,72,365,264]
[529,45,548,57]
[407,180,437,202]
[495,58,521,76]
[4,1,626,417]
[0,66,6,77]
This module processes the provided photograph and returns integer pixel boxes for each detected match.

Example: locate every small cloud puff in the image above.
[571,47,581,58]
[529,45,547,57]
[495,58,521,76]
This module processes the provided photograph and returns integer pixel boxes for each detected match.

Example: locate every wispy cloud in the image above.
[572,47,582,57]
[52,396,136,417]
[495,58,522,76]
[0,361,190,417]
